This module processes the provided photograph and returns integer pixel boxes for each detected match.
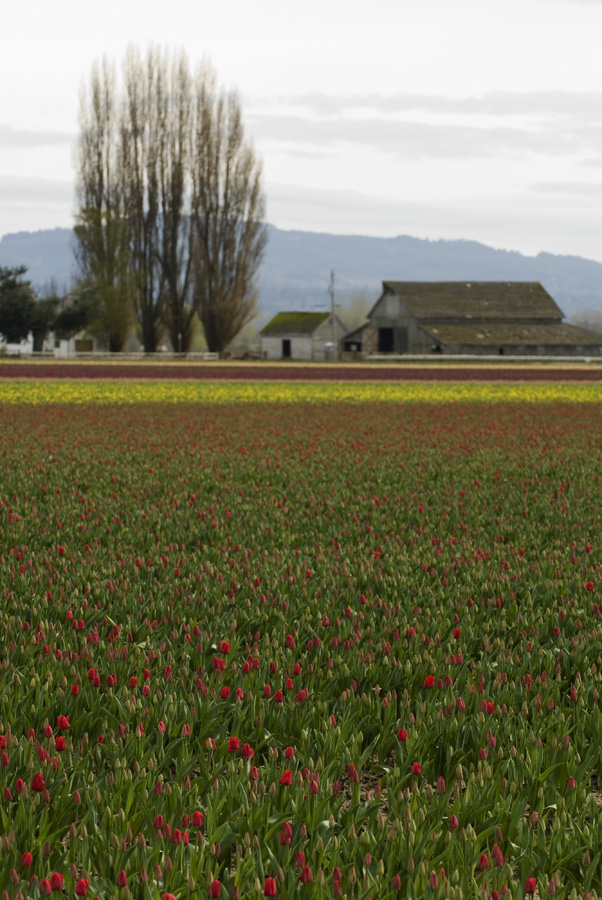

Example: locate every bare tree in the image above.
[74,58,133,352]
[74,48,266,355]
[191,69,267,353]
[155,51,196,354]
[121,46,165,352]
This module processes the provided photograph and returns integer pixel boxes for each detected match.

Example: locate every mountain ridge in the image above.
[1,224,601,322]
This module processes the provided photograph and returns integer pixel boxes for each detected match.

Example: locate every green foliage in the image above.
[53,287,96,340]
[0,265,36,344]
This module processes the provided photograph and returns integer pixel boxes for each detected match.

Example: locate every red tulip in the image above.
[300,865,312,883]
[398,728,408,741]
[264,878,277,896]
[21,852,33,866]
[279,769,293,785]
[424,675,435,689]
[75,879,89,895]
[31,772,45,792]
[57,715,69,730]
[412,762,421,775]
[209,881,221,898]
[227,736,239,752]
[50,872,64,890]
[116,870,127,887]
[525,879,537,894]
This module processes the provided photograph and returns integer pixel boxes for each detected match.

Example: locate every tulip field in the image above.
[2,380,602,899]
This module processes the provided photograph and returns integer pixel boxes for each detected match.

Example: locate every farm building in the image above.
[344,282,602,356]
[260,311,348,361]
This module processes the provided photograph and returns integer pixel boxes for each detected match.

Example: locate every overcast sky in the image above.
[2,0,601,261]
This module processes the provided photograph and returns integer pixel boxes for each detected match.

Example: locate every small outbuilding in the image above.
[260,311,348,361]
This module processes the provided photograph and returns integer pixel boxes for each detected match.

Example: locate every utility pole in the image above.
[329,269,337,361]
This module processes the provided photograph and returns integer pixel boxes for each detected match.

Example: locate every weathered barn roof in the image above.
[261,312,330,336]
[421,322,602,347]
[382,282,563,321]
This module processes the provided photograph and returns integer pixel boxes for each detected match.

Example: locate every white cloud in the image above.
[0,125,75,150]
[249,112,599,162]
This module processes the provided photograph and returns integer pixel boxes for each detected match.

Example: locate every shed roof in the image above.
[382,282,563,321]
[261,312,330,336]
[421,322,602,347]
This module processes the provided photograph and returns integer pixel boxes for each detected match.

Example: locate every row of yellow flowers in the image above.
[1,380,602,404]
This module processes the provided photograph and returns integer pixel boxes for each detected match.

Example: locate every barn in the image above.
[349,282,602,357]
[260,311,348,361]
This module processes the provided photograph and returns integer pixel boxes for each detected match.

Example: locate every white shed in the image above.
[260,312,348,361]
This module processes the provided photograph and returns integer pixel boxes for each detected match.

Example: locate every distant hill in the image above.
[2,224,602,323]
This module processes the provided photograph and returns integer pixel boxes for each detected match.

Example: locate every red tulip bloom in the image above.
[227,736,239,752]
[21,852,33,866]
[50,872,64,890]
[284,746,295,759]
[264,878,277,896]
[241,743,254,760]
[280,769,293,785]
[586,581,594,591]
[567,776,576,790]
[220,686,230,700]
[192,810,203,827]
[412,762,421,775]
[75,879,89,895]
[300,865,312,883]
[116,870,127,887]
[274,690,283,703]
[55,736,66,751]
[57,716,69,730]
[477,853,490,870]
[39,879,52,897]
[398,728,408,742]
[424,676,435,689]
[209,881,221,898]
[31,772,45,792]
[525,879,537,894]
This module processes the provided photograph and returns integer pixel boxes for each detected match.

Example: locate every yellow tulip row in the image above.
[1,379,602,404]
